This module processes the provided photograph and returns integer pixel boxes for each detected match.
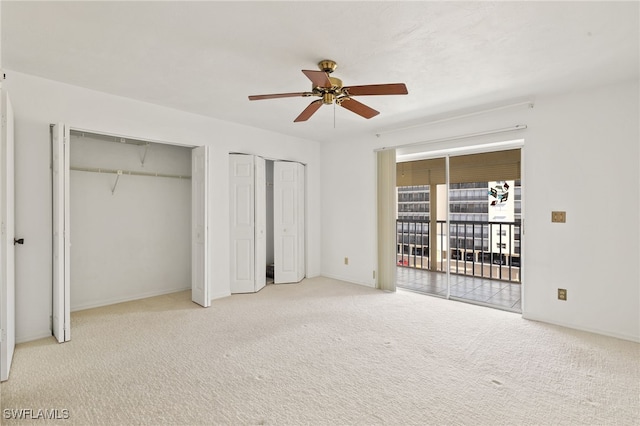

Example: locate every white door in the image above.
[52,123,70,343]
[0,91,15,381]
[191,146,209,307]
[274,161,305,284]
[254,156,266,292]
[229,154,256,293]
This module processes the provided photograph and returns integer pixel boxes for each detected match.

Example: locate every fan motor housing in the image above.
[313,75,344,104]
[311,77,343,91]
[329,76,342,89]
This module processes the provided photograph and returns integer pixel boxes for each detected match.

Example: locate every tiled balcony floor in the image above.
[397,267,521,313]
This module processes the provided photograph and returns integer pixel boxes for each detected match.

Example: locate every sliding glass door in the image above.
[396,148,522,312]
[447,150,521,311]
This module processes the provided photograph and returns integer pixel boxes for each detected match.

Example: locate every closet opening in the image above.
[229,154,306,293]
[51,124,209,343]
[69,130,192,311]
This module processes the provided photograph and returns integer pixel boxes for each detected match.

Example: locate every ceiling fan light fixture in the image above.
[322,92,334,105]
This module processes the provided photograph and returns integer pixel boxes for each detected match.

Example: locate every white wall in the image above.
[321,79,640,342]
[69,135,191,311]
[522,80,639,342]
[321,139,378,286]
[6,71,322,343]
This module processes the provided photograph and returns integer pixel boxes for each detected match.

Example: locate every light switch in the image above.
[551,211,566,223]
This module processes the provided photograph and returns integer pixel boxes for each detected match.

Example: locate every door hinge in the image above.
[0,329,5,343]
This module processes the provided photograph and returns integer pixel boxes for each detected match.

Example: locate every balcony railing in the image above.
[396,219,521,283]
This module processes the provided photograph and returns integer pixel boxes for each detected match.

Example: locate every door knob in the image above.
[14,238,24,245]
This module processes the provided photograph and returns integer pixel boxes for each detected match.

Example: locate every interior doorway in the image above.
[51,125,210,344]
[394,146,523,313]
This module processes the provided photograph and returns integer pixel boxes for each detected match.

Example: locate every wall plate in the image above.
[552,211,566,223]
[558,288,567,301]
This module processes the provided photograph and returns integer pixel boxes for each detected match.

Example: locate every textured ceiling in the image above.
[2,1,638,143]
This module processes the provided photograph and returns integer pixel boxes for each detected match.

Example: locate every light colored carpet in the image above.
[1,276,638,425]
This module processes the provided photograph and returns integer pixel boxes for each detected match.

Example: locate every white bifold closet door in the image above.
[254,156,267,291]
[1,91,16,381]
[229,156,306,291]
[52,124,211,344]
[273,161,305,284]
[191,145,210,307]
[52,123,71,343]
[229,154,266,293]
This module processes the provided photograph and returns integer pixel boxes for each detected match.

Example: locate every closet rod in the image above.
[70,166,191,180]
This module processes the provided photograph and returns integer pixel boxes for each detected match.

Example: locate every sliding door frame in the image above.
[380,138,526,311]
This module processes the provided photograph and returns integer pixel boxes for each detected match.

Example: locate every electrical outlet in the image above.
[344,257,349,265]
[558,288,567,301]
[552,211,566,223]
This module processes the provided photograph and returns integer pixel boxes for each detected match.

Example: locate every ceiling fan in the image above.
[248,60,408,122]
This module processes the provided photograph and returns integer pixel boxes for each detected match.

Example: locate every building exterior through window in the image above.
[396,180,522,278]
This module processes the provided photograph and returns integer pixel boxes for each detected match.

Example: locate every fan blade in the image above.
[294,100,323,122]
[339,98,380,119]
[343,83,408,96]
[249,92,311,101]
[302,70,332,88]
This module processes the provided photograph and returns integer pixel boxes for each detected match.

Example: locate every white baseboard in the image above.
[522,313,640,343]
[305,272,321,279]
[210,291,231,301]
[71,286,190,312]
[318,277,638,342]
[320,273,377,288]
[16,330,55,345]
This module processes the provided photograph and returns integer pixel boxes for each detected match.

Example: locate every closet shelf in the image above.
[70,166,191,180]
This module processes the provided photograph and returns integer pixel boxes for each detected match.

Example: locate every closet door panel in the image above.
[296,163,306,282]
[0,92,16,380]
[274,161,304,284]
[229,155,256,293]
[51,123,70,343]
[254,156,266,291]
[191,145,209,307]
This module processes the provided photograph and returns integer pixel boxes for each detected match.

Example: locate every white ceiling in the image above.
[2,1,638,143]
